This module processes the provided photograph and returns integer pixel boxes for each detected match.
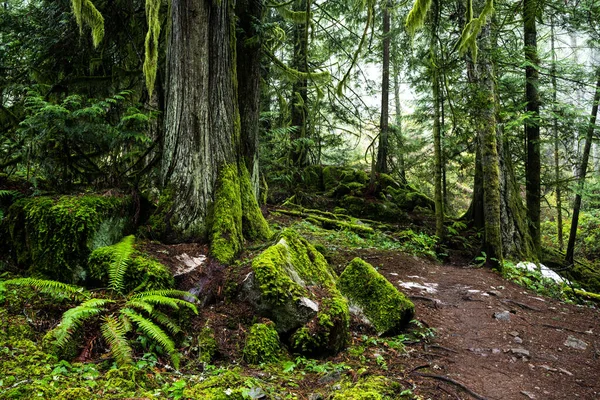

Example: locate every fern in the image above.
[108,235,135,294]
[125,299,154,314]
[52,299,113,349]
[120,308,180,368]
[150,311,182,335]
[3,278,88,301]
[101,315,133,366]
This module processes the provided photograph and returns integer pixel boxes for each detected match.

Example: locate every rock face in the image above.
[241,229,349,355]
[4,195,131,283]
[339,258,414,336]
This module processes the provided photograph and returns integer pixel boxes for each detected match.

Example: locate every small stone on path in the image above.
[510,348,530,357]
[564,335,588,350]
[494,311,511,321]
[521,391,536,399]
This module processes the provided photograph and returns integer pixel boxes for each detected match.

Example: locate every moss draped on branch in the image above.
[70,0,105,47]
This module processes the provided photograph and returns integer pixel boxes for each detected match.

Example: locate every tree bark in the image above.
[431,0,444,240]
[393,59,406,184]
[160,0,270,258]
[376,0,391,174]
[524,0,541,257]
[236,0,264,197]
[565,69,600,264]
[290,0,309,167]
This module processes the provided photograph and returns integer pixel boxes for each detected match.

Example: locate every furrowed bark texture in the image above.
[236,0,264,196]
[162,0,238,240]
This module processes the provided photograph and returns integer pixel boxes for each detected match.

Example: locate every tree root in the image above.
[413,373,489,400]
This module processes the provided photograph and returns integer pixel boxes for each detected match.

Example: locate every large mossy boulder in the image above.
[4,195,131,283]
[242,229,349,355]
[339,258,414,335]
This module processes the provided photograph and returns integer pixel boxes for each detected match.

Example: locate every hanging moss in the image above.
[243,322,280,364]
[70,0,105,47]
[339,258,414,335]
[211,164,244,264]
[4,195,130,283]
[88,244,174,292]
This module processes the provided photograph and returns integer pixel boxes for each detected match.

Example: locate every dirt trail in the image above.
[341,250,600,400]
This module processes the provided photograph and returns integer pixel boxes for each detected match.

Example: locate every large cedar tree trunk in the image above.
[290,0,309,167]
[160,0,270,262]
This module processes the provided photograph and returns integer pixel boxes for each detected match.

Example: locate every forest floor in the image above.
[140,209,600,400]
[331,248,600,400]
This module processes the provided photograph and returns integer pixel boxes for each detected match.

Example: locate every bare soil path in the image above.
[338,250,600,400]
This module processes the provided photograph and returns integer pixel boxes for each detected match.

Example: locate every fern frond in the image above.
[3,278,88,301]
[52,300,110,349]
[138,295,198,314]
[108,235,136,294]
[101,315,133,366]
[151,310,182,335]
[125,299,154,314]
[132,289,197,300]
[120,308,179,368]
[0,190,19,198]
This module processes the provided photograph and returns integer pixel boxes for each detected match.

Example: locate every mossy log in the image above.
[339,258,414,335]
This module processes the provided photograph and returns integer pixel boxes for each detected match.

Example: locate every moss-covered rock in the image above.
[243,322,280,364]
[4,195,130,283]
[387,186,434,212]
[243,229,349,355]
[340,195,404,222]
[197,326,218,363]
[339,258,414,335]
[88,244,174,292]
[331,376,405,400]
[322,166,368,192]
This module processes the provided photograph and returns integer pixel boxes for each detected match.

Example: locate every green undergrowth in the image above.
[499,260,600,304]
[290,220,439,260]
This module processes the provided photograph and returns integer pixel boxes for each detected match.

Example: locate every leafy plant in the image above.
[2,235,197,368]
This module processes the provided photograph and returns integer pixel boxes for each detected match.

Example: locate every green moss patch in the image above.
[339,258,414,335]
[88,243,174,292]
[243,322,280,364]
[332,376,406,400]
[4,195,130,283]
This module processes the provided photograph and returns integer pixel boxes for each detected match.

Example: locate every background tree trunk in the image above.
[524,0,541,257]
[565,69,600,264]
[290,0,309,168]
[376,0,391,174]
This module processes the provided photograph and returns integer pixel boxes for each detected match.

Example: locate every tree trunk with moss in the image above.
[160,0,270,261]
[237,0,264,197]
[472,23,502,267]
[290,0,310,168]
[524,0,541,257]
[376,0,391,174]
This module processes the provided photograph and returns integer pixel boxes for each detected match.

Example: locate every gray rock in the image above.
[514,337,523,344]
[308,394,324,400]
[318,371,342,384]
[510,348,530,357]
[494,311,511,321]
[521,391,536,399]
[564,335,588,350]
[559,368,573,376]
[247,387,267,399]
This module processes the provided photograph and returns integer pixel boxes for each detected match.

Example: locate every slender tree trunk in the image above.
[565,69,600,264]
[524,0,541,257]
[393,61,406,184]
[236,0,264,197]
[290,0,309,167]
[430,0,444,240]
[376,0,391,174]
[550,16,563,251]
